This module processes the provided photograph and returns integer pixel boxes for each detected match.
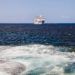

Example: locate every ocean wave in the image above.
[0,44,75,75]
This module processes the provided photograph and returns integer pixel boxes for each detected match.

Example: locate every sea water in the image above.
[0,45,75,75]
[0,24,75,75]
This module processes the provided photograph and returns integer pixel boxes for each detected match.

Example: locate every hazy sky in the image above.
[0,0,75,23]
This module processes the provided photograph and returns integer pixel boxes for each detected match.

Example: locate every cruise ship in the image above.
[34,15,45,24]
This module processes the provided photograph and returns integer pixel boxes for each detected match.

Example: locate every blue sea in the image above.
[0,23,75,75]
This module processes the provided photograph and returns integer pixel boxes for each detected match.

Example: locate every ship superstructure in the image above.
[34,15,45,24]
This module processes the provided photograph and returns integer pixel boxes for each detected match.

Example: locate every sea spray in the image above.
[0,45,75,75]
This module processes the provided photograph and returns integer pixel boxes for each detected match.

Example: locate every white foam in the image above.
[0,60,26,75]
[0,45,75,75]
[0,71,10,75]
[0,45,61,58]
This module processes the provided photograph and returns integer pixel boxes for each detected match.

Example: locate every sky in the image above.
[0,0,75,23]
